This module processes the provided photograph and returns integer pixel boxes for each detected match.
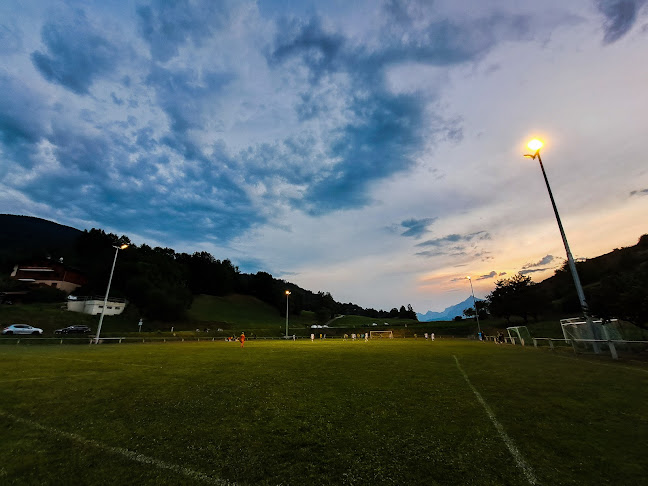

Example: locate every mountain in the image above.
[417,297,479,322]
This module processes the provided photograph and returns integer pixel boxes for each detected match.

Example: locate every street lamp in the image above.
[94,244,129,344]
[524,139,600,351]
[285,290,291,338]
[466,276,482,337]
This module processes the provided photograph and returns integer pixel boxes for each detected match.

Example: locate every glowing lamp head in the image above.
[119,244,129,250]
[527,139,543,152]
[285,290,291,296]
[466,276,471,280]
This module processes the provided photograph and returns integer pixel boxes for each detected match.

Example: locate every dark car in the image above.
[54,325,92,335]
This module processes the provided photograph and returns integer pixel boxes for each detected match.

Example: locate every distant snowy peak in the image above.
[416,296,480,322]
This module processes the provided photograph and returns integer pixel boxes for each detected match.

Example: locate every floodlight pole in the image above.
[285,290,291,338]
[94,245,128,344]
[466,276,481,335]
[525,147,599,353]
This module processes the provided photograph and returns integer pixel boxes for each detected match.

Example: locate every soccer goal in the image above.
[560,317,622,341]
[370,330,393,339]
[506,326,532,346]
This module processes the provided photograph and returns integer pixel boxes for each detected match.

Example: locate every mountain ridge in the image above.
[416,296,480,322]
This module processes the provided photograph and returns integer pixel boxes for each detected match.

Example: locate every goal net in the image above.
[506,326,532,346]
[560,318,622,341]
[370,330,393,339]
[560,317,624,354]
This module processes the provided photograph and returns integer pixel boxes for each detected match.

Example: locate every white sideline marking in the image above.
[0,411,233,485]
[453,355,538,485]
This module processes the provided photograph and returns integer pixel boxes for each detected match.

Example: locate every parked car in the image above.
[54,325,92,335]
[2,324,43,335]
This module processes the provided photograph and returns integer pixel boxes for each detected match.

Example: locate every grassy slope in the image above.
[4,295,645,340]
[188,294,315,330]
[0,340,646,485]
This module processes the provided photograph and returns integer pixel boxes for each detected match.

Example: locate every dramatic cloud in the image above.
[476,271,497,280]
[416,231,490,248]
[415,232,490,259]
[519,268,550,275]
[522,255,556,269]
[31,11,121,94]
[1,0,646,313]
[400,217,436,238]
[137,0,233,62]
[596,0,647,43]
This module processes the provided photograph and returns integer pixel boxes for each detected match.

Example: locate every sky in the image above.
[1,0,647,313]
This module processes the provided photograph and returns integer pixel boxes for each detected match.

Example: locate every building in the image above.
[67,296,127,316]
[11,260,87,294]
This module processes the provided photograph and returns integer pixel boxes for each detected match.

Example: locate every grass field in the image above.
[2,339,647,485]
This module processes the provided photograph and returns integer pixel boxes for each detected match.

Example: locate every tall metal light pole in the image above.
[466,276,481,336]
[285,290,291,338]
[524,139,599,352]
[94,244,129,344]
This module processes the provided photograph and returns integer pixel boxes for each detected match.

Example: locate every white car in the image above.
[2,324,44,335]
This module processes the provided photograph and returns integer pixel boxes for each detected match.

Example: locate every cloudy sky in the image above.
[1,0,647,313]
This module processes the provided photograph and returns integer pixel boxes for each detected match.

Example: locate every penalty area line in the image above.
[0,411,233,486]
[453,355,538,486]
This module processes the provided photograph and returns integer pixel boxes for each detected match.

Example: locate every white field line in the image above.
[51,356,161,369]
[453,355,538,485]
[0,411,233,485]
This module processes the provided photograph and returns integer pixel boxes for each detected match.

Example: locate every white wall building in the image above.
[67,296,127,316]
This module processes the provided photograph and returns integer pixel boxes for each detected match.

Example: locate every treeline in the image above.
[15,228,418,323]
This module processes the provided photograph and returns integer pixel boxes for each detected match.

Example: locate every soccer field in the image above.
[1,339,647,485]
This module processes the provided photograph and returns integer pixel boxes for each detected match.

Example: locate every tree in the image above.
[464,301,488,320]
[588,268,648,329]
[315,307,332,325]
[486,274,545,323]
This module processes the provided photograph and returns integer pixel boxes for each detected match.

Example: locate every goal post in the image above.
[370,330,393,339]
[506,326,532,346]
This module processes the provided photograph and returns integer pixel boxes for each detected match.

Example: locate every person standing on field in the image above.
[240,332,246,348]
[310,333,315,342]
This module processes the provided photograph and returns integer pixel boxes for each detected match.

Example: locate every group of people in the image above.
[311,333,371,341]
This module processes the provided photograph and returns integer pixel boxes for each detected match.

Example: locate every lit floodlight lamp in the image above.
[520,137,602,354]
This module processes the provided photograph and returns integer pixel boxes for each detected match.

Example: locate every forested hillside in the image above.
[0,215,418,322]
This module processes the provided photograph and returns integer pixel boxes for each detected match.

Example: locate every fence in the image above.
[531,337,648,360]
[0,335,335,345]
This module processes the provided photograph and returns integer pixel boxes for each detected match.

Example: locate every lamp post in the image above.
[466,276,481,336]
[524,139,599,351]
[94,244,129,344]
[285,290,291,338]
